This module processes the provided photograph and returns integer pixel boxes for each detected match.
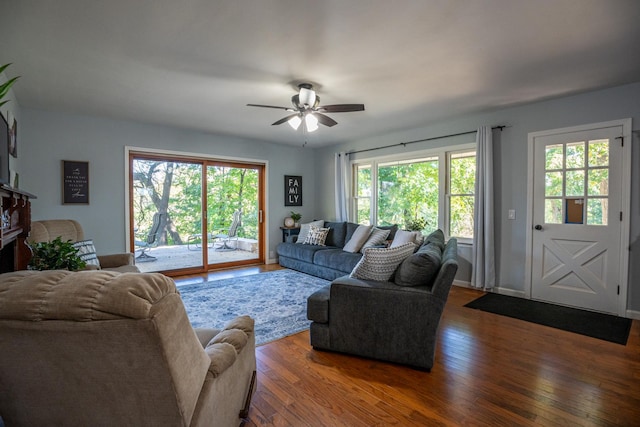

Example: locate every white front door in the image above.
[528,121,629,314]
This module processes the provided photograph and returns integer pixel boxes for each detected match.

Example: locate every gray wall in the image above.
[316,82,640,313]
[20,108,318,261]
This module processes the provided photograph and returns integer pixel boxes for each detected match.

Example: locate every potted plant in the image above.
[290,211,302,227]
[28,237,87,271]
[405,217,428,232]
[0,63,20,108]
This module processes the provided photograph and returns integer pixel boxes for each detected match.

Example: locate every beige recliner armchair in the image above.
[0,270,257,427]
[29,219,139,272]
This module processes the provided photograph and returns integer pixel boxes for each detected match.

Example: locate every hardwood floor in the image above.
[175,266,640,426]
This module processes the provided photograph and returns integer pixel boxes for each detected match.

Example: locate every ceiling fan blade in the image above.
[315,113,338,127]
[317,104,365,113]
[247,103,295,112]
[271,114,300,126]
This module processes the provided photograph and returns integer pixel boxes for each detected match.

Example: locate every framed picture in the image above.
[284,175,302,206]
[8,115,17,158]
[62,160,89,204]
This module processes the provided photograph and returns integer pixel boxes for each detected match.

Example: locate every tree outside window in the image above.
[351,145,476,240]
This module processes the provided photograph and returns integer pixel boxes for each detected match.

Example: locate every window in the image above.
[448,150,476,238]
[352,144,475,241]
[543,139,609,226]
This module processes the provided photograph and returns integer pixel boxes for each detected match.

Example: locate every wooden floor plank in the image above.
[175,267,640,427]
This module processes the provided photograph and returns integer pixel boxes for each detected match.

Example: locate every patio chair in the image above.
[213,209,242,251]
[134,212,163,262]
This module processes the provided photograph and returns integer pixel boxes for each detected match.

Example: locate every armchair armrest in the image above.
[97,252,135,268]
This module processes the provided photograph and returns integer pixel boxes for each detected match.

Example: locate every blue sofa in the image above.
[276,221,397,281]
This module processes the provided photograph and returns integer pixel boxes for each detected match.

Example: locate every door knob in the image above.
[534,224,543,230]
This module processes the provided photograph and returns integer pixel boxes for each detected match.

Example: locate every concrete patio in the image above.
[135,239,258,273]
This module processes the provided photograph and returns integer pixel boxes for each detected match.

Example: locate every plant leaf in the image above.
[0,76,20,99]
[0,63,12,75]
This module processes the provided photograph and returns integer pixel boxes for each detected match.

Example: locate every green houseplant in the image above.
[0,63,20,108]
[28,237,87,271]
[290,211,302,227]
[405,217,428,232]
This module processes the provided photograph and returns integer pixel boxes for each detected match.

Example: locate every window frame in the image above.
[350,142,475,244]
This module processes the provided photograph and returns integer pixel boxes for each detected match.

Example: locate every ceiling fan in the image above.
[247,83,365,132]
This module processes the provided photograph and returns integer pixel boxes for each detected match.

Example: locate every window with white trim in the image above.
[351,144,475,242]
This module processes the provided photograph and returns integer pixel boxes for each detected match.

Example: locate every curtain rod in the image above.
[345,125,507,156]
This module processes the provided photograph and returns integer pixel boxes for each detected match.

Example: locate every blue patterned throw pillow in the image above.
[72,239,101,267]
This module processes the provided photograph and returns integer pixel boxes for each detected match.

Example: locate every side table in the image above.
[280,226,300,242]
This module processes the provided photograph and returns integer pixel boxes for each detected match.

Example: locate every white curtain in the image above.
[471,126,496,290]
[334,152,350,221]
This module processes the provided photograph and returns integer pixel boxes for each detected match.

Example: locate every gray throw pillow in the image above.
[360,227,391,252]
[343,224,373,253]
[394,242,442,287]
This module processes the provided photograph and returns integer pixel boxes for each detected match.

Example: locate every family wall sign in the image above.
[284,175,302,206]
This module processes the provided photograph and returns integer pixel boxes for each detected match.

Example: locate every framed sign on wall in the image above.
[62,160,89,204]
[284,175,302,206]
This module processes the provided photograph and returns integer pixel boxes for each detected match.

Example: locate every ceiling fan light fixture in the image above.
[288,115,302,130]
[305,113,319,132]
[299,86,316,107]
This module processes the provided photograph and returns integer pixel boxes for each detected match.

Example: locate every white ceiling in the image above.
[2,0,640,147]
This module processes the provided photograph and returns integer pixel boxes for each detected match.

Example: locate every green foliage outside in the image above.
[449,153,475,238]
[543,140,609,225]
[355,152,476,238]
[28,237,86,271]
[133,159,259,246]
[377,159,439,233]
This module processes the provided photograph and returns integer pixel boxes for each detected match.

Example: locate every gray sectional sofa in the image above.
[307,236,458,370]
[276,221,397,281]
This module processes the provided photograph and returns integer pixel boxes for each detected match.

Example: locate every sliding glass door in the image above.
[129,152,264,275]
[205,163,262,267]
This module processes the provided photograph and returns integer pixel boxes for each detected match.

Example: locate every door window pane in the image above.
[545,144,563,170]
[206,165,260,265]
[588,169,608,196]
[565,142,585,169]
[588,139,609,167]
[545,199,563,224]
[132,159,203,272]
[565,170,585,196]
[545,171,563,197]
[587,198,608,225]
[565,198,584,224]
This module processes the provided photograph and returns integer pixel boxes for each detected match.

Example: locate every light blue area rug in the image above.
[179,269,330,345]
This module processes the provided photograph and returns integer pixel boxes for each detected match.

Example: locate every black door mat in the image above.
[464,293,632,345]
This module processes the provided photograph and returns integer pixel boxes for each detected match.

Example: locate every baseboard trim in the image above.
[492,287,527,298]
[625,309,640,320]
